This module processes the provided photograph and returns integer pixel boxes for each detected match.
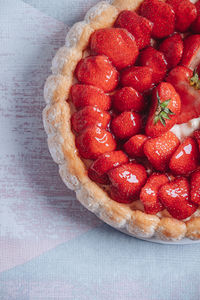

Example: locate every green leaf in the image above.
[154,92,174,127]
[160,99,171,108]
[154,115,160,124]
[160,117,166,126]
[161,111,171,120]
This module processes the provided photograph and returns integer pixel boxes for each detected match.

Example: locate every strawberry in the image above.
[108,163,147,203]
[90,28,139,70]
[70,84,111,110]
[194,130,200,151]
[158,177,197,220]
[140,0,175,39]
[181,35,200,71]
[124,134,148,158]
[191,170,200,205]
[71,106,111,133]
[159,34,183,69]
[114,10,153,50]
[143,131,180,171]
[140,173,169,214]
[145,82,181,138]
[166,0,197,32]
[112,87,145,113]
[75,126,116,160]
[138,47,167,84]
[75,55,119,92]
[191,0,200,34]
[111,111,141,140]
[166,66,200,123]
[88,151,128,185]
[121,66,154,93]
[169,137,199,176]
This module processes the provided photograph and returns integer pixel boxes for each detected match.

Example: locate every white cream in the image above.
[170,117,200,141]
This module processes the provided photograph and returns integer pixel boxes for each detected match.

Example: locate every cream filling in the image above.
[170,117,200,141]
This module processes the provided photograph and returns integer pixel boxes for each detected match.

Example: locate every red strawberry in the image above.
[121,66,154,93]
[140,173,169,214]
[124,134,148,158]
[143,131,180,171]
[111,111,141,140]
[159,34,183,69]
[115,10,153,49]
[158,177,197,220]
[166,66,200,123]
[181,35,200,71]
[140,0,175,39]
[88,151,128,185]
[169,137,199,176]
[191,0,200,33]
[194,130,200,151]
[108,163,147,203]
[145,82,181,138]
[191,170,200,205]
[90,28,139,70]
[167,0,197,32]
[71,106,111,133]
[139,47,167,84]
[70,84,111,110]
[112,87,145,113]
[75,55,119,92]
[75,126,116,160]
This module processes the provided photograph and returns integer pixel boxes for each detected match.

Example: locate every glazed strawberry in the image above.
[124,134,148,158]
[138,47,167,84]
[194,130,200,151]
[90,28,139,70]
[166,0,197,32]
[181,35,200,71]
[75,126,116,160]
[191,0,200,33]
[112,87,145,113]
[169,137,199,176]
[111,111,141,140]
[108,163,147,203]
[191,170,200,205]
[166,66,200,123]
[145,82,181,138]
[71,84,111,110]
[121,66,153,93]
[115,10,153,49]
[88,151,128,185]
[143,131,180,172]
[159,34,183,69]
[75,55,119,92]
[71,106,111,133]
[158,178,197,220]
[140,173,169,214]
[140,0,175,39]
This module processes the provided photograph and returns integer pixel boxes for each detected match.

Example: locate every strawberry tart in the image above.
[43,0,200,242]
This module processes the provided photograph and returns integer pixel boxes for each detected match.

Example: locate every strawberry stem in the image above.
[154,92,174,126]
[190,69,200,90]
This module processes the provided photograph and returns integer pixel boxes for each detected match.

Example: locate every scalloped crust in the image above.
[43,0,200,241]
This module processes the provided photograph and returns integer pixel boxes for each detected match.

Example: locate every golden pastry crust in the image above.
[43,0,200,242]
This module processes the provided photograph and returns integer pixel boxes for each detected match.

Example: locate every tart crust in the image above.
[43,0,200,241]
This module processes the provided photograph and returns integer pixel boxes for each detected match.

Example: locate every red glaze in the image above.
[181,35,200,70]
[191,170,200,205]
[124,134,148,158]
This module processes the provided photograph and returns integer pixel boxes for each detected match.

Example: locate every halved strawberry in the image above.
[140,0,175,39]
[75,55,119,92]
[124,134,148,158]
[90,28,139,70]
[158,177,197,220]
[167,0,197,32]
[88,151,128,185]
[169,137,199,176]
[115,10,153,49]
[138,47,167,84]
[70,84,111,110]
[108,163,147,203]
[145,82,181,138]
[194,130,200,151]
[75,126,116,160]
[181,35,200,71]
[121,66,154,93]
[112,87,145,113]
[111,111,141,140]
[191,0,200,34]
[166,66,200,123]
[159,33,183,69]
[143,131,180,171]
[71,106,111,133]
[191,170,200,205]
[140,173,169,214]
